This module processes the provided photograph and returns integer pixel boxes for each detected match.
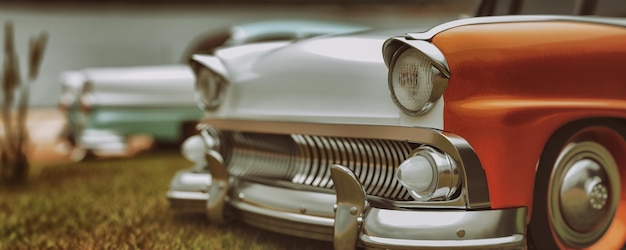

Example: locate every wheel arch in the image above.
[529,116,626,249]
[532,117,626,200]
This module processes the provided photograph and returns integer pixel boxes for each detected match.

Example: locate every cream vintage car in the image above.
[57,20,367,161]
[168,2,626,250]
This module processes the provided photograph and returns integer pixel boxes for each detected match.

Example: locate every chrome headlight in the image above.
[396,146,460,201]
[387,43,449,116]
[191,55,229,111]
[195,67,227,110]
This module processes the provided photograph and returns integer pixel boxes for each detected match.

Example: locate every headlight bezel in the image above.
[194,66,227,111]
[190,54,229,111]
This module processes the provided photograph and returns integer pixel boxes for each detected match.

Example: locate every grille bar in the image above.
[221,131,415,201]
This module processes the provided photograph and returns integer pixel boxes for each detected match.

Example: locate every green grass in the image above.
[0,149,332,249]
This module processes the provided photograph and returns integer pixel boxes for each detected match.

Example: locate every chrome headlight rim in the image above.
[388,45,449,116]
[194,67,227,111]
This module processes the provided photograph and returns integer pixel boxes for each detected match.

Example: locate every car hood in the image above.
[210,29,444,128]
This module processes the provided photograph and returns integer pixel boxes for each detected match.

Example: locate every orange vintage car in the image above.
[383,15,626,249]
[169,14,626,250]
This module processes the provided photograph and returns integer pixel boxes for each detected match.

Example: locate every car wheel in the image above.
[530,123,626,249]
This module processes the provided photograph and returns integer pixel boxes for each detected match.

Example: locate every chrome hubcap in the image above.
[549,141,620,248]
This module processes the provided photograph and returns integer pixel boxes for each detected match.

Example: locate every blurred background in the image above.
[0,0,485,165]
[2,0,624,107]
[1,0,479,107]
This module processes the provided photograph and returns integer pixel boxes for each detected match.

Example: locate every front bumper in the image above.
[79,128,128,154]
[168,169,527,249]
[59,107,127,153]
[167,169,210,214]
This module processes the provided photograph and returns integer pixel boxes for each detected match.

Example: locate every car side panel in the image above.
[86,107,202,142]
[85,64,196,107]
[432,21,626,211]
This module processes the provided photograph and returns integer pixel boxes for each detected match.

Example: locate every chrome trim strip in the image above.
[232,202,335,226]
[200,118,490,209]
[407,15,626,41]
[360,206,527,249]
[229,180,336,227]
[166,190,209,201]
[236,208,334,242]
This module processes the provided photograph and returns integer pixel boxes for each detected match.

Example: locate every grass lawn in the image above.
[0,149,333,249]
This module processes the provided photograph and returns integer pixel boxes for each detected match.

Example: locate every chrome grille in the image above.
[220,131,415,200]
